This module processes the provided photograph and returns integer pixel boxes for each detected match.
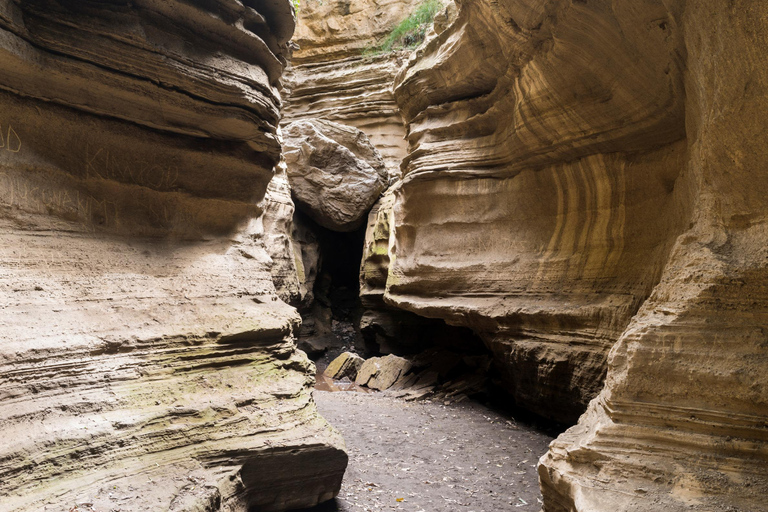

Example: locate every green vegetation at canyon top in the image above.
[364,0,443,54]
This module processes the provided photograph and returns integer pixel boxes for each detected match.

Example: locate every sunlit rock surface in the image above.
[539,1,768,510]
[390,0,687,424]
[0,1,346,510]
[282,0,425,172]
[384,0,768,510]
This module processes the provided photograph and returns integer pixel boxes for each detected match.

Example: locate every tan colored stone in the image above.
[388,0,688,424]
[324,351,366,380]
[262,154,302,306]
[384,0,768,510]
[283,119,388,232]
[291,0,426,63]
[283,0,431,174]
[283,53,410,173]
[355,354,413,390]
[0,1,347,510]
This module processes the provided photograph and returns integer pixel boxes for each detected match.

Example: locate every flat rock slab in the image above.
[325,351,365,380]
[355,354,412,390]
[305,391,554,512]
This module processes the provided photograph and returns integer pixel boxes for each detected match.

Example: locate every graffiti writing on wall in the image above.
[0,124,21,153]
[85,144,179,190]
[0,172,118,229]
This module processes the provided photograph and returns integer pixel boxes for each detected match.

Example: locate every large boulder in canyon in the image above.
[283,119,388,232]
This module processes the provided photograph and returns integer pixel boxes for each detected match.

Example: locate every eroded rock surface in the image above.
[283,119,388,232]
[378,0,768,510]
[0,1,346,510]
[388,0,687,425]
[282,0,426,172]
[538,2,768,511]
[261,155,303,306]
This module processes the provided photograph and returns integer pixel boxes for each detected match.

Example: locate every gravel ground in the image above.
[299,391,555,512]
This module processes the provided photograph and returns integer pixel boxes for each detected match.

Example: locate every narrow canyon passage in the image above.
[1,1,767,511]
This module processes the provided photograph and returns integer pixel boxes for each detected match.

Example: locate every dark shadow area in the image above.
[478,385,571,438]
[293,209,367,359]
[289,498,343,512]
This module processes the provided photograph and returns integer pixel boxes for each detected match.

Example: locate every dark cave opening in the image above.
[293,208,367,358]
[291,207,567,436]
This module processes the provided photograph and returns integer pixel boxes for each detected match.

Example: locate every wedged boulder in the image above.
[283,119,388,232]
[324,352,366,380]
[355,354,413,390]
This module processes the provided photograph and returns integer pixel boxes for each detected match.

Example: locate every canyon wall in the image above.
[390,0,688,424]
[282,0,426,173]
[0,1,346,510]
[381,0,768,510]
[540,1,768,510]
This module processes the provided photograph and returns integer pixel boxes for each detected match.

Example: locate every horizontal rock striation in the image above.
[382,0,768,509]
[282,0,426,173]
[0,1,346,510]
[539,1,768,510]
[283,54,409,173]
[389,0,687,424]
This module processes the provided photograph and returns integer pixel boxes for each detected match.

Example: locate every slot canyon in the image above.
[0,0,766,511]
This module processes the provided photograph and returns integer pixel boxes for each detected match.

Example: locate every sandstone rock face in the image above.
[283,119,389,232]
[389,0,687,424]
[261,156,302,305]
[0,1,347,510]
[382,0,768,510]
[358,184,448,356]
[282,0,426,172]
[283,54,409,173]
[538,2,768,511]
[290,0,425,62]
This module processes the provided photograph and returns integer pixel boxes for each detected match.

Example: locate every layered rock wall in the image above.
[379,0,768,509]
[0,1,346,510]
[540,2,768,510]
[389,0,688,423]
[282,0,426,172]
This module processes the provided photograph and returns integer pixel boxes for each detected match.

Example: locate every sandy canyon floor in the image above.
[300,390,555,512]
